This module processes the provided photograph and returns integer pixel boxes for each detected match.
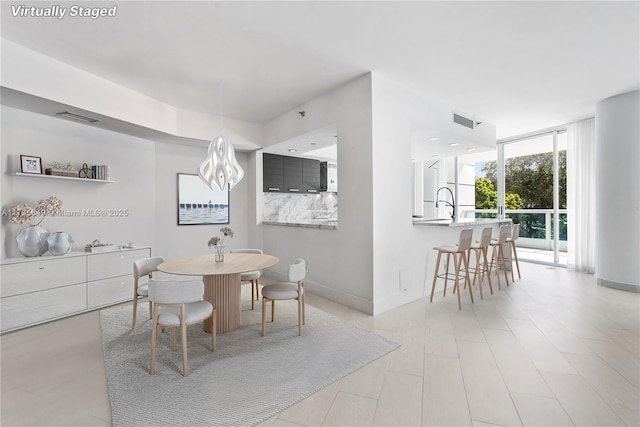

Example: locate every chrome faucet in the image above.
[435,186,456,219]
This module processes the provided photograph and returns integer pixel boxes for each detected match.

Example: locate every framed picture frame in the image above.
[20,155,43,175]
[177,173,230,225]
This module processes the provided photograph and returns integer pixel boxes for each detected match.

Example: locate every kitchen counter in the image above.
[263,219,338,230]
[413,217,511,227]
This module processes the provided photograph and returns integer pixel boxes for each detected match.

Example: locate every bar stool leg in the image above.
[463,252,474,303]
[430,250,443,302]
[508,241,516,282]
[470,247,484,300]
[454,253,463,310]
[491,245,501,291]
[482,247,494,295]
[510,240,521,280]
[444,253,451,296]
[498,243,510,286]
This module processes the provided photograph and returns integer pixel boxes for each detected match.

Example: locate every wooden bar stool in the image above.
[506,223,522,281]
[489,225,510,290]
[430,228,474,310]
[467,227,494,299]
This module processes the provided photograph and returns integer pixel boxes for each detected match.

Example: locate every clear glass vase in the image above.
[214,246,225,263]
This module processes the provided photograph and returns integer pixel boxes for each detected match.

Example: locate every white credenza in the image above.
[0,247,151,333]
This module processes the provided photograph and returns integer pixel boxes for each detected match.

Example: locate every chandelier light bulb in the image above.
[198,135,244,191]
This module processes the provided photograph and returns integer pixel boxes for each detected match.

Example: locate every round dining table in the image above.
[157,253,279,334]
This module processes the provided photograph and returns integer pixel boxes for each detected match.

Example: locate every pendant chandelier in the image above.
[198,134,244,191]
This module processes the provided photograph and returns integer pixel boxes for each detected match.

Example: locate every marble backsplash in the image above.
[263,192,338,222]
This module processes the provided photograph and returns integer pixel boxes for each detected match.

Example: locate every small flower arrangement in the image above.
[208,227,233,262]
[9,196,64,226]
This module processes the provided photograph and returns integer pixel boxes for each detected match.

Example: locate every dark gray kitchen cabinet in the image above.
[283,156,303,192]
[302,159,320,193]
[263,153,283,192]
[263,154,321,193]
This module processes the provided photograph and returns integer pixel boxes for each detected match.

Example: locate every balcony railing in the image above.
[463,209,567,252]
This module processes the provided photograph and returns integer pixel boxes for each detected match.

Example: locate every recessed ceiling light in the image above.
[288,149,297,153]
[466,147,476,151]
[429,137,439,141]
[432,154,439,158]
[310,142,317,146]
[449,142,460,146]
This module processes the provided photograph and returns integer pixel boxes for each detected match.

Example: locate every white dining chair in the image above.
[261,258,306,336]
[148,279,216,376]
[132,256,165,329]
[230,248,263,310]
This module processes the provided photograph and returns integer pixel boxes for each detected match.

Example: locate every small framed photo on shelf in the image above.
[20,155,43,175]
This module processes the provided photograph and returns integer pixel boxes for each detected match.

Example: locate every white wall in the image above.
[1,106,156,259]
[370,75,416,311]
[261,74,375,313]
[595,90,640,291]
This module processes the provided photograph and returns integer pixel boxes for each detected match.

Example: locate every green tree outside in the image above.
[475,177,522,210]
[479,151,566,209]
[476,151,567,240]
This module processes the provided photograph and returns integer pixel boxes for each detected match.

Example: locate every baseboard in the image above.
[596,277,640,293]
[372,286,430,315]
[262,270,374,315]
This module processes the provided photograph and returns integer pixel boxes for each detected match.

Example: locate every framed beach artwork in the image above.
[177,173,230,225]
[20,155,43,174]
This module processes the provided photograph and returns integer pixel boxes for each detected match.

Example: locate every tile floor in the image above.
[1,262,639,426]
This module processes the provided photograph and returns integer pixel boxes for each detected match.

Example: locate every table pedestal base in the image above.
[203,272,241,334]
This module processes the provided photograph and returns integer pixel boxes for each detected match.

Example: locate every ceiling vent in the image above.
[56,111,98,123]
[453,113,475,130]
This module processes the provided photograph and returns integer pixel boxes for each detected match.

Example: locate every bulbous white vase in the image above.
[16,225,50,257]
[47,232,74,256]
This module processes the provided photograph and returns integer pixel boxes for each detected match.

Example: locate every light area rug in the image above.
[101,300,399,427]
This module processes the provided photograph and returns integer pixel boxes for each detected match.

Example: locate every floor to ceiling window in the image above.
[499,130,567,266]
[446,126,568,267]
[461,128,568,266]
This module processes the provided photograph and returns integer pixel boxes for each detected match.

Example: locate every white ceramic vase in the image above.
[16,225,50,257]
[47,232,74,256]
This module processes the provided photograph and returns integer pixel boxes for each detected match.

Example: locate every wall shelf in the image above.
[13,173,115,183]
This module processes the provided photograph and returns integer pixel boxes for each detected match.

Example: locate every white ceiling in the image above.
[263,125,338,161]
[1,1,638,140]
